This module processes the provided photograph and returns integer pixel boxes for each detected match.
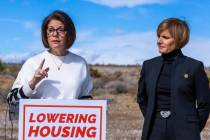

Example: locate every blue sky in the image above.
[0,0,210,65]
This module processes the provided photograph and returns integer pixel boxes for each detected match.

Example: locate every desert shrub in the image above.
[92,88,107,95]
[108,71,122,80]
[0,64,21,77]
[113,71,122,79]
[104,80,127,94]
[0,59,5,71]
[8,64,21,77]
[92,75,112,95]
[116,83,127,94]
[93,78,104,89]
[89,67,101,78]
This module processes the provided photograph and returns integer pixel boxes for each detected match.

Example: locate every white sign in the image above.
[18,99,107,140]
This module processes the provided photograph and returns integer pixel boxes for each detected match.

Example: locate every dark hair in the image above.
[157,18,190,49]
[41,10,76,49]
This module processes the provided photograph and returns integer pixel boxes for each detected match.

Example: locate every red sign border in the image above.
[22,105,103,140]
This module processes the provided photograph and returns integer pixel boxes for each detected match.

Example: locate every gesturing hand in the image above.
[29,59,49,90]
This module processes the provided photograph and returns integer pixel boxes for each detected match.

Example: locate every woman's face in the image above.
[157,29,176,54]
[47,19,67,51]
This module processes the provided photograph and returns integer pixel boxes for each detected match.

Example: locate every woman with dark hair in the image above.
[137,18,210,140]
[7,10,93,102]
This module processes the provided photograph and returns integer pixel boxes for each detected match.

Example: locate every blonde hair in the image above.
[157,18,190,49]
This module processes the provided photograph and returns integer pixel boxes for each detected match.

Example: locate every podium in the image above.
[18,99,107,140]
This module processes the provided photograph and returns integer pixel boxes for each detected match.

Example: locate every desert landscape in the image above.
[0,63,210,140]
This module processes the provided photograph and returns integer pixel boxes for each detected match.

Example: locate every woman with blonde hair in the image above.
[137,18,210,140]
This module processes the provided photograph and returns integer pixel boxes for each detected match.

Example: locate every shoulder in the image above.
[67,52,90,78]
[142,56,162,67]
[68,51,88,66]
[183,56,203,67]
[23,51,47,66]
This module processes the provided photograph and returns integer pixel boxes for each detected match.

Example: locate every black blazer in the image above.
[137,52,210,140]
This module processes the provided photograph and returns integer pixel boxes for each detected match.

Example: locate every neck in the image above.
[162,49,181,61]
[49,49,68,56]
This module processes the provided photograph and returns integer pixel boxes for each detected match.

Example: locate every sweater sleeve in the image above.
[7,59,36,104]
[78,62,93,99]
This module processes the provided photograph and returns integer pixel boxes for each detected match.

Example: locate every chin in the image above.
[159,48,170,54]
[159,50,166,54]
[50,45,61,49]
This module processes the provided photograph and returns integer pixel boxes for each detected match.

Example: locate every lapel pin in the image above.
[184,74,189,79]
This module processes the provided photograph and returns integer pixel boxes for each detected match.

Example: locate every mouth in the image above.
[158,45,165,49]
[51,40,60,43]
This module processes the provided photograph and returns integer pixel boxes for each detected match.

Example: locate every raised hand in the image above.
[29,59,49,90]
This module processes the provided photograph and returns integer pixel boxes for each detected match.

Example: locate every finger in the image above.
[36,67,49,75]
[45,72,48,78]
[42,70,48,78]
[40,69,49,77]
[44,67,49,77]
[38,70,46,77]
[45,67,50,72]
[35,73,45,80]
[34,74,43,79]
[36,70,45,76]
[39,59,45,69]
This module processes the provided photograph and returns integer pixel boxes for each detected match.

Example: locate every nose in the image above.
[157,37,162,44]
[52,30,59,36]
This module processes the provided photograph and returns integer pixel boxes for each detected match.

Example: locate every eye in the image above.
[57,28,65,33]
[162,35,170,39]
[47,28,54,33]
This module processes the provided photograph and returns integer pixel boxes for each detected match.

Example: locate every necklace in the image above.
[49,53,67,70]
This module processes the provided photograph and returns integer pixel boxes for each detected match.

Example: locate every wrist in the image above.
[29,79,36,90]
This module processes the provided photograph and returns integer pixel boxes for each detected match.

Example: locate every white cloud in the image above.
[0,18,22,24]
[83,0,171,8]
[23,21,40,37]
[0,52,33,63]
[24,21,36,29]
[183,36,210,66]
[72,30,210,66]
[77,30,95,42]
[113,28,126,34]
[2,30,210,66]
[0,39,43,63]
[0,18,39,37]
[70,47,101,63]
[73,31,158,65]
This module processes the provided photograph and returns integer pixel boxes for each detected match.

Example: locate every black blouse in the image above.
[155,49,181,111]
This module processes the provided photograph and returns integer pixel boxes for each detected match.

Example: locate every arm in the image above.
[137,62,148,117]
[7,59,49,104]
[194,62,210,131]
[78,62,93,100]
[7,62,32,104]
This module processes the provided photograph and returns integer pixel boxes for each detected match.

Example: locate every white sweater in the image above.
[7,51,93,101]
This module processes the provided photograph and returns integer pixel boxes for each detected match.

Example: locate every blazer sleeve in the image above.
[137,61,148,117]
[194,62,210,131]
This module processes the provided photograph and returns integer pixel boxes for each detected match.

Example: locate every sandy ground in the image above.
[0,65,210,140]
[0,93,210,140]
